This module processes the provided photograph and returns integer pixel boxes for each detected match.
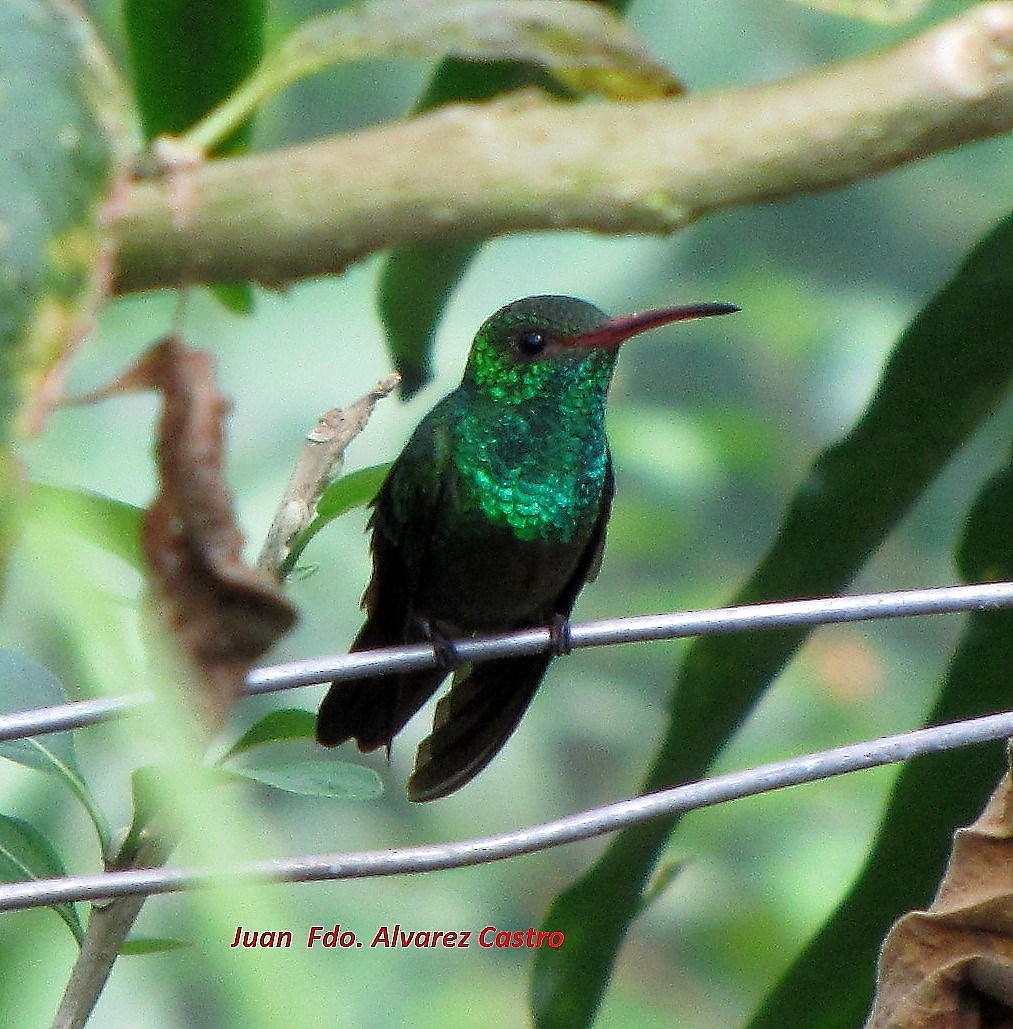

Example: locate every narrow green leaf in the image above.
[28,483,144,570]
[0,650,114,859]
[0,813,84,944]
[231,758,383,799]
[0,650,79,774]
[222,709,318,762]
[121,936,191,955]
[747,448,1013,1029]
[119,765,163,864]
[279,464,390,578]
[637,858,687,916]
[275,0,681,98]
[185,0,680,153]
[210,282,255,315]
[531,212,1013,1027]
[379,237,481,399]
[123,0,267,153]
[316,464,390,518]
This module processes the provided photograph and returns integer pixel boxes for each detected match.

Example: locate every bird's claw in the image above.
[550,614,573,657]
[419,618,463,671]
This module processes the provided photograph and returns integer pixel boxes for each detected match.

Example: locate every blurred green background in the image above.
[1,0,1011,1026]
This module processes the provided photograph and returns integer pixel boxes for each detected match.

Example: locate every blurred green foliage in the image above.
[0,1,1009,1027]
[533,213,1013,1027]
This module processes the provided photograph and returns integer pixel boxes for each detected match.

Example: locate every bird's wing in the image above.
[406,457,616,801]
[316,415,455,750]
[361,413,454,631]
[563,454,614,598]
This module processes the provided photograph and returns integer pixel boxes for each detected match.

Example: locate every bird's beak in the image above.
[566,302,740,350]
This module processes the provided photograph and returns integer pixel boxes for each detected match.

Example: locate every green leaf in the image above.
[210,283,255,316]
[0,454,22,599]
[222,709,318,762]
[185,0,681,153]
[531,212,1013,1027]
[0,650,114,859]
[316,464,391,518]
[747,447,1013,1029]
[0,813,84,944]
[123,761,257,852]
[279,464,390,579]
[637,858,687,915]
[119,765,162,864]
[0,650,80,775]
[230,758,383,799]
[0,0,121,436]
[121,936,191,956]
[0,0,122,583]
[379,238,481,399]
[28,483,144,570]
[276,0,681,98]
[123,0,267,154]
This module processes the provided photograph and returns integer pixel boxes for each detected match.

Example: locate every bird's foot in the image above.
[549,614,573,657]
[418,618,463,671]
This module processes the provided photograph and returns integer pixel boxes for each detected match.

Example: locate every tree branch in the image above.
[112,3,1013,293]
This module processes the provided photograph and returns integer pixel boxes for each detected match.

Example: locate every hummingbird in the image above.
[316,295,738,801]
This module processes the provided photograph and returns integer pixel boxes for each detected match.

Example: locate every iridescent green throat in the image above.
[450,345,617,544]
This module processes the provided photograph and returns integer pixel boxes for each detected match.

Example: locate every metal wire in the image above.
[1,706,1011,912]
[0,581,1010,745]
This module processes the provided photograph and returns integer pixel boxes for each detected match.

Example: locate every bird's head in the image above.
[461,295,738,404]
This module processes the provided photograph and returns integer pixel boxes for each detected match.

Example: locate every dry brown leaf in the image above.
[91,336,297,726]
[867,762,1013,1028]
[270,0,684,101]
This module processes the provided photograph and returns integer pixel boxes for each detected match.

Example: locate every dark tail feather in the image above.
[406,653,553,802]
[316,619,448,751]
[316,666,448,751]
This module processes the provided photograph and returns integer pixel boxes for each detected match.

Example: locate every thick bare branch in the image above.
[113,3,1013,293]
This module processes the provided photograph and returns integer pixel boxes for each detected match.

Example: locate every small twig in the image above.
[4,707,1013,913]
[51,832,172,1029]
[256,373,400,577]
[0,582,1010,744]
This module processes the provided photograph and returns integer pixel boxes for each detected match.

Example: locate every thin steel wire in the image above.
[0,580,1010,744]
[1,707,1011,911]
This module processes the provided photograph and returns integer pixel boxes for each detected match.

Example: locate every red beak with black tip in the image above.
[567,302,740,350]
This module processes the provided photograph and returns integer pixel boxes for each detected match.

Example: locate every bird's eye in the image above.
[516,329,547,356]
